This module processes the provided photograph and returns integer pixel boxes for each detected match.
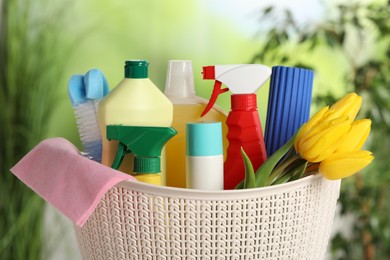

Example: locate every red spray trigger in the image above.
[201,66,229,117]
[202,66,216,79]
[200,80,229,117]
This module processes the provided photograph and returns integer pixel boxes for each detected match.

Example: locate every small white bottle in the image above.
[186,122,224,190]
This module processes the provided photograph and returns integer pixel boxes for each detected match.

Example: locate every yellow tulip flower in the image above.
[336,119,371,152]
[240,92,373,187]
[329,92,362,120]
[294,92,364,163]
[319,151,374,180]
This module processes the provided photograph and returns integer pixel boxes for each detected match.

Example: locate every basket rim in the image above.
[116,173,340,200]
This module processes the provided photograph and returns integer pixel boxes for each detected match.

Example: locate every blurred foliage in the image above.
[253,1,390,259]
[0,0,74,259]
[47,0,267,147]
[0,0,266,258]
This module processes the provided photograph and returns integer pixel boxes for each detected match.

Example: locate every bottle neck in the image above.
[134,157,160,174]
[231,94,257,111]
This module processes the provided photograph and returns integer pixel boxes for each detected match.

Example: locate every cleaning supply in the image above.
[201,64,271,190]
[84,69,110,111]
[98,60,173,177]
[68,69,109,162]
[264,66,314,156]
[10,137,135,227]
[186,122,224,190]
[106,125,177,186]
[164,60,228,188]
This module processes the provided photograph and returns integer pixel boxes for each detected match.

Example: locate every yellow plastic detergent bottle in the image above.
[164,60,228,188]
[98,60,173,182]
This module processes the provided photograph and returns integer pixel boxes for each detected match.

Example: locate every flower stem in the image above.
[266,155,302,186]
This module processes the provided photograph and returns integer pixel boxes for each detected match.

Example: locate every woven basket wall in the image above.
[74,174,340,260]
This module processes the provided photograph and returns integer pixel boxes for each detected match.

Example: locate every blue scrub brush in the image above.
[68,69,109,162]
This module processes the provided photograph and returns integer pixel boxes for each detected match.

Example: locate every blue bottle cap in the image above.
[186,122,223,156]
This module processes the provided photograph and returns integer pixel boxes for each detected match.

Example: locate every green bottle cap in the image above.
[124,60,148,78]
[134,157,161,174]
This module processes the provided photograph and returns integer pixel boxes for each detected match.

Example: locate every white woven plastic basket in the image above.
[74,174,340,260]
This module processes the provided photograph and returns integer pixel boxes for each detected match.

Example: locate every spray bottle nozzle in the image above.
[202,66,216,79]
[107,125,177,173]
[201,64,272,118]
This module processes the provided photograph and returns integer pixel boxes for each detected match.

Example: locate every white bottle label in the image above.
[186,155,224,190]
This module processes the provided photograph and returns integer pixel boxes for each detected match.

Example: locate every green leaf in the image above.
[255,130,299,187]
[271,159,307,186]
[234,181,244,189]
[265,155,300,186]
[289,160,308,182]
[272,174,291,185]
[235,130,300,189]
[241,147,256,189]
[262,6,273,16]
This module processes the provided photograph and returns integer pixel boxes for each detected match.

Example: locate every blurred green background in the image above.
[1,0,389,259]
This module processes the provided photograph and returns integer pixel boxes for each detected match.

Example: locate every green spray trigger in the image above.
[107,125,177,173]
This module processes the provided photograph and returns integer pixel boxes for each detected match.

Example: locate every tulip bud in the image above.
[336,119,371,152]
[298,119,352,162]
[329,93,362,121]
[319,150,374,180]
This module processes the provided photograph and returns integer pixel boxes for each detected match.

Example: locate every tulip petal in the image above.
[301,115,350,143]
[330,93,362,120]
[299,120,352,162]
[319,151,374,180]
[294,106,329,152]
[304,106,330,129]
[336,119,371,152]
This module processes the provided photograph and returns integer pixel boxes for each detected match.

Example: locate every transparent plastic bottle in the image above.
[164,60,228,188]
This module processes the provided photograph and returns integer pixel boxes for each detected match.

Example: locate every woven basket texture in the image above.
[74,174,340,260]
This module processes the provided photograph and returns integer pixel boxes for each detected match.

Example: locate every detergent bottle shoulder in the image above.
[98,60,173,176]
[164,60,228,188]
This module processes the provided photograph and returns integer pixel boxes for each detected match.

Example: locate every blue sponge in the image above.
[84,69,109,100]
[68,74,86,106]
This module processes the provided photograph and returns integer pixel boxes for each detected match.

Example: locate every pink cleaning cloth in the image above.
[10,137,136,227]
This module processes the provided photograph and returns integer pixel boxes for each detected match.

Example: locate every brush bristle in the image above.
[72,101,102,162]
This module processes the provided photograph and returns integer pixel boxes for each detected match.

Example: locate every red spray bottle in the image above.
[201,64,271,189]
